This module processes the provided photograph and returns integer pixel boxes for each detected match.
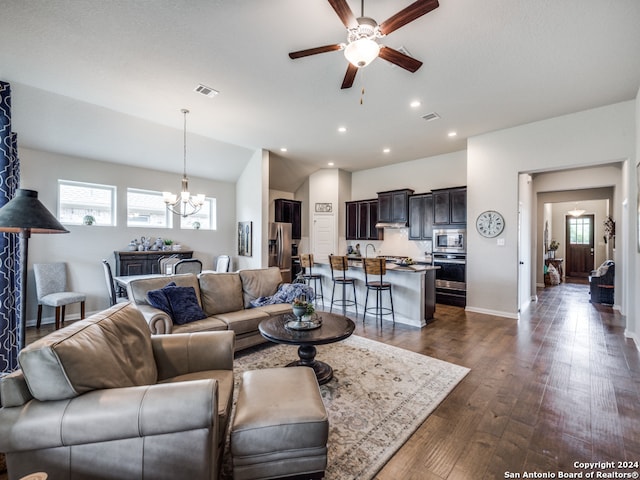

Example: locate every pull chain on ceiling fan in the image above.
[288,0,439,89]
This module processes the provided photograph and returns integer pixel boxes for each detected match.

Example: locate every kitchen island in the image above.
[312,259,438,328]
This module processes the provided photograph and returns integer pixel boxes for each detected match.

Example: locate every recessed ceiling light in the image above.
[383,148,391,154]
[280,147,288,152]
[448,132,457,137]
[338,126,347,133]
[328,162,335,166]
[410,100,421,108]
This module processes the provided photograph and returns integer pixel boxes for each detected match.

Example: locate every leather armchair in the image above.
[0,303,235,480]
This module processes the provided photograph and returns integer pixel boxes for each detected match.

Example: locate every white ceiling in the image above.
[1,0,639,192]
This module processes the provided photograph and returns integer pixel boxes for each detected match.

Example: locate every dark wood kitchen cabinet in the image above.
[408,193,434,240]
[346,199,383,241]
[433,187,466,226]
[377,189,414,224]
[274,198,302,239]
[114,251,193,276]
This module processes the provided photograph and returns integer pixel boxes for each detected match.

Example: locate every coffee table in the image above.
[258,312,355,385]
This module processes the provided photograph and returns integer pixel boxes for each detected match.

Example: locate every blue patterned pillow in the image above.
[163,286,207,325]
[147,282,177,315]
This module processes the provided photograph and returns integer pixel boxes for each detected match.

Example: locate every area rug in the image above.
[223,335,469,480]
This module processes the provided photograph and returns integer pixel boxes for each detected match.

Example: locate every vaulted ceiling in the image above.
[2,0,639,192]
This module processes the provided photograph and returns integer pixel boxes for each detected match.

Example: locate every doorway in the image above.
[565,214,595,278]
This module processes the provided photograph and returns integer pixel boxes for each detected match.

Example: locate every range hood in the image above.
[375,188,414,229]
[375,221,407,229]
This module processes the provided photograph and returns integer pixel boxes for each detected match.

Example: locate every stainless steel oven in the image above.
[433,253,466,307]
[433,229,466,254]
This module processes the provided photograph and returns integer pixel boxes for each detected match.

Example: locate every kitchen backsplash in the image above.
[346,227,432,261]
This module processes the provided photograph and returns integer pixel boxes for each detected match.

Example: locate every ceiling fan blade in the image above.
[379,46,423,72]
[379,0,439,35]
[328,0,358,29]
[289,44,343,59]
[341,63,358,89]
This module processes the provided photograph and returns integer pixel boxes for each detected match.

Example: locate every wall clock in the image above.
[476,210,505,238]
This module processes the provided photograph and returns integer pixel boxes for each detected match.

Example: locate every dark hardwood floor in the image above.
[15,282,640,480]
[353,282,640,479]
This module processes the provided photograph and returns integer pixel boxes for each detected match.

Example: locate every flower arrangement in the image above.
[292,297,315,317]
[548,240,560,251]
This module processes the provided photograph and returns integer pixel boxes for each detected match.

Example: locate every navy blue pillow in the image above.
[163,286,207,325]
[147,282,177,315]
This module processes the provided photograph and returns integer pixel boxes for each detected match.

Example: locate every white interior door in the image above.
[312,214,335,262]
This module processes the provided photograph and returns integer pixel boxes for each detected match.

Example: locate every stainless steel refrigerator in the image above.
[268,222,292,283]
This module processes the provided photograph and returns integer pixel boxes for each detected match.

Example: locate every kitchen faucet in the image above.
[366,243,376,258]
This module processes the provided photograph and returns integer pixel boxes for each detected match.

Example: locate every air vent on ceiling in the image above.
[422,112,440,122]
[194,84,219,98]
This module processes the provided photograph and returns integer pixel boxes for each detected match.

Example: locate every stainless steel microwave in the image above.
[433,229,466,254]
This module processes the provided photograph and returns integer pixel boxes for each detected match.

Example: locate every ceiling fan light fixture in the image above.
[344,38,380,68]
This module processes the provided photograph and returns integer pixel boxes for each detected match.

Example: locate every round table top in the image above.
[259,312,355,347]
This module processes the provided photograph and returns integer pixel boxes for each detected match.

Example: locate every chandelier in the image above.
[568,203,585,217]
[163,108,205,217]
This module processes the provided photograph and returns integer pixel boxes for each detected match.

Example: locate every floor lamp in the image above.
[0,189,68,349]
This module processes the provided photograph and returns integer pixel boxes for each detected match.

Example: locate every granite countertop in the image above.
[317,259,438,272]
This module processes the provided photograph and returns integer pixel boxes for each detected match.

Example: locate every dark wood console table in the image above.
[545,258,564,283]
[114,250,193,276]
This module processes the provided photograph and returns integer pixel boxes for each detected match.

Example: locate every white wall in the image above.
[351,150,467,200]
[236,149,268,270]
[467,100,636,319]
[19,147,236,323]
[629,87,640,346]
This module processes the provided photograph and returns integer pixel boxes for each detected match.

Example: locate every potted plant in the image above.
[163,239,173,251]
[83,214,95,225]
[292,297,314,320]
[548,240,560,258]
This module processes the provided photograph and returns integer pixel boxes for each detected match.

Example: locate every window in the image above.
[180,197,217,230]
[58,180,116,226]
[568,217,590,245]
[127,188,172,228]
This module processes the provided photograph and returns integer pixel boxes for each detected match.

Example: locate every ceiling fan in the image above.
[288,0,439,89]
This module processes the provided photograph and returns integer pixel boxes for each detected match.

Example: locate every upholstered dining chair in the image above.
[174,258,203,275]
[102,259,127,306]
[159,255,181,275]
[33,262,86,329]
[215,254,231,273]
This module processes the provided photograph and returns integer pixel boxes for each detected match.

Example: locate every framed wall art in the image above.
[315,202,332,213]
[238,221,252,257]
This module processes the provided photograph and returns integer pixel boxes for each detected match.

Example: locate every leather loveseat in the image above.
[127,267,294,351]
[0,302,235,480]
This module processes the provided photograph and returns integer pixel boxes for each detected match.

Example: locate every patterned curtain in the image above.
[0,81,21,374]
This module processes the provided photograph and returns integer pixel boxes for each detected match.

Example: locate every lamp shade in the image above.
[0,189,68,233]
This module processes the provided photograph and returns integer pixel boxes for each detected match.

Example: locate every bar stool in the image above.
[329,255,358,316]
[299,253,324,307]
[363,257,395,324]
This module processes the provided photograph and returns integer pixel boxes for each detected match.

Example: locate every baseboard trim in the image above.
[465,306,519,319]
[624,329,640,351]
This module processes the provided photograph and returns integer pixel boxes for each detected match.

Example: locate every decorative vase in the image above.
[292,305,307,321]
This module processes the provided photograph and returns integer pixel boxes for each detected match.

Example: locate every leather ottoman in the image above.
[231,367,328,480]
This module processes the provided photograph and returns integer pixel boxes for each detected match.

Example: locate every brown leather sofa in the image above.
[127,267,292,351]
[0,302,235,480]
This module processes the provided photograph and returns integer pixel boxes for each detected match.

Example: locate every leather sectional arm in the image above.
[151,331,235,380]
[0,379,217,452]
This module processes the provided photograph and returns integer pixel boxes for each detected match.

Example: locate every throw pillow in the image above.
[164,286,207,325]
[147,282,177,315]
